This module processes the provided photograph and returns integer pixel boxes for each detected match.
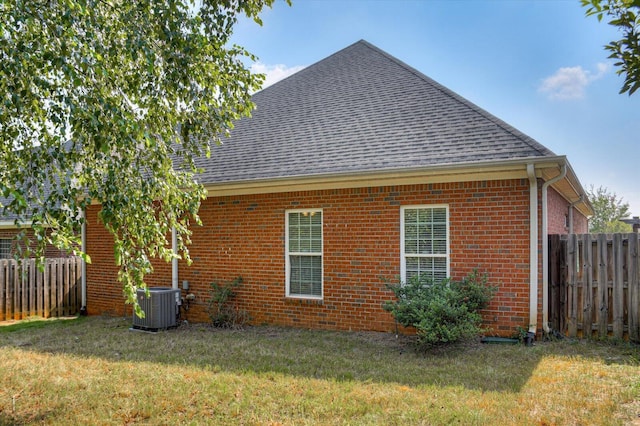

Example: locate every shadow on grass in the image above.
[0,316,638,393]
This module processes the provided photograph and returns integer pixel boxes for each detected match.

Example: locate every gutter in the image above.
[0,220,51,229]
[527,164,538,340]
[541,164,567,334]
[203,155,571,197]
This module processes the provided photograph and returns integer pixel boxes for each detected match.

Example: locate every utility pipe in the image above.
[171,227,178,290]
[568,195,583,235]
[541,164,567,334]
[527,164,538,337]
[81,211,87,314]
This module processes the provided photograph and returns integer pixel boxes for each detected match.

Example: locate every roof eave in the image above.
[202,156,580,198]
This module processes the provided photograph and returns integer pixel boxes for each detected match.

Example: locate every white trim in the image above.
[285,208,323,300]
[400,204,450,283]
[0,220,52,229]
[527,164,539,334]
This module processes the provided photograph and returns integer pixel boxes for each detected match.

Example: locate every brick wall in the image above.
[86,178,548,336]
[0,228,70,258]
[547,187,589,235]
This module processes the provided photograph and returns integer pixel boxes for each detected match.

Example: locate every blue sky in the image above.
[230,0,640,216]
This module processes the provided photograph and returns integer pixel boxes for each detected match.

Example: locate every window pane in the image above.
[289,255,322,297]
[288,211,322,254]
[0,239,11,259]
[403,207,448,283]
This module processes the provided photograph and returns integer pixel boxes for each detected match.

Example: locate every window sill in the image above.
[284,297,323,306]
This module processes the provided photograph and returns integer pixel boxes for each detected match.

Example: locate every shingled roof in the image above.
[197,39,556,185]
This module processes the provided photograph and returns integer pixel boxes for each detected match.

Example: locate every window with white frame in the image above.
[0,239,11,259]
[286,209,323,298]
[401,205,449,283]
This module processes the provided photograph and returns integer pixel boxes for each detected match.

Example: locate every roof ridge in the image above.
[255,39,369,95]
[357,40,555,157]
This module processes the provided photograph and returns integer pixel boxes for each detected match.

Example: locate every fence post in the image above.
[629,235,640,342]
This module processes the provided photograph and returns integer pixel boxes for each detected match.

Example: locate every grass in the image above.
[0,316,639,425]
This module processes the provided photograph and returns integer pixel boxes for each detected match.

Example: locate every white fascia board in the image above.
[203,156,570,197]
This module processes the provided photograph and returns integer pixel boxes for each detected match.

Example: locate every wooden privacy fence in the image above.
[0,257,82,321]
[549,234,640,341]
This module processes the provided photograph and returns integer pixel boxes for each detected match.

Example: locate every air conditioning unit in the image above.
[132,287,180,331]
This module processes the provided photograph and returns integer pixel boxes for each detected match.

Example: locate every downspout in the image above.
[541,164,567,334]
[81,211,87,315]
[171,227,178,290]
[568,195,583,235]
[527,164,538,341]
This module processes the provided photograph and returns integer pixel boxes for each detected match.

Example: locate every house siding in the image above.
[86,178,556,336]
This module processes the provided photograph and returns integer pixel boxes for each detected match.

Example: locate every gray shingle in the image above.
[197,40,554,185]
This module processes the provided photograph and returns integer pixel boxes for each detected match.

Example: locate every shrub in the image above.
[206,277,250,328]
[383,270,495,349]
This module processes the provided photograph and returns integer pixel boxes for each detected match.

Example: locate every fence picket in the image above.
[0,262,5,321]
[629,236,639,341]
[29,259,36,317]
[612,234,624,338]
[7,261,13,321]
[44,260,50,318]
[56,262,64,317]
[582,233,593,338]
[596,234,608,337]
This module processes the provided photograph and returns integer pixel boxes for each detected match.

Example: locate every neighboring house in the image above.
[0,186,70,259]
[85,40,591,336]
[0,222,69,259]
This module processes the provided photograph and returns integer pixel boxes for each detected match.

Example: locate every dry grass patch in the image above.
[0,316,638,425]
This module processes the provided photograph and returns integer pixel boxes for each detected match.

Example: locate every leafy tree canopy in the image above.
[587,185,633,233]
[582,0,640,95]
[0,0,282,314]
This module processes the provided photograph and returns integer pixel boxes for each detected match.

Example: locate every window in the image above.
[286,209,323,298]
[0,239,11,259]
[401,205,449,283]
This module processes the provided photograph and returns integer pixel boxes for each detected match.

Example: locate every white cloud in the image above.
[251,62,306,90]
[538,63,610,100]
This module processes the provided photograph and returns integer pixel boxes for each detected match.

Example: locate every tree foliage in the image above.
[587,185,632,233]
[0,0,281,315]
[582,0,640,95]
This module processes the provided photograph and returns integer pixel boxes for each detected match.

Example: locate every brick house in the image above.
[85,40,591,337]
[0,209,69,259]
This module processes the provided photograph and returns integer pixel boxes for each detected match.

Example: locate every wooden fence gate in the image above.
[549,233,640,341]
[0,257,82,321]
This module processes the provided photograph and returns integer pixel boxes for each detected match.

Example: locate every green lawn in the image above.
[0,316,638,425]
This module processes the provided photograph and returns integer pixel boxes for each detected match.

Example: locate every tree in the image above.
[0,0,284,315]
[582,0,640,95]
[587,185,633,233]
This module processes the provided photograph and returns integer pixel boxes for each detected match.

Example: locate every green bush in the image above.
[383,270,495,349]
[206,277,250,328]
